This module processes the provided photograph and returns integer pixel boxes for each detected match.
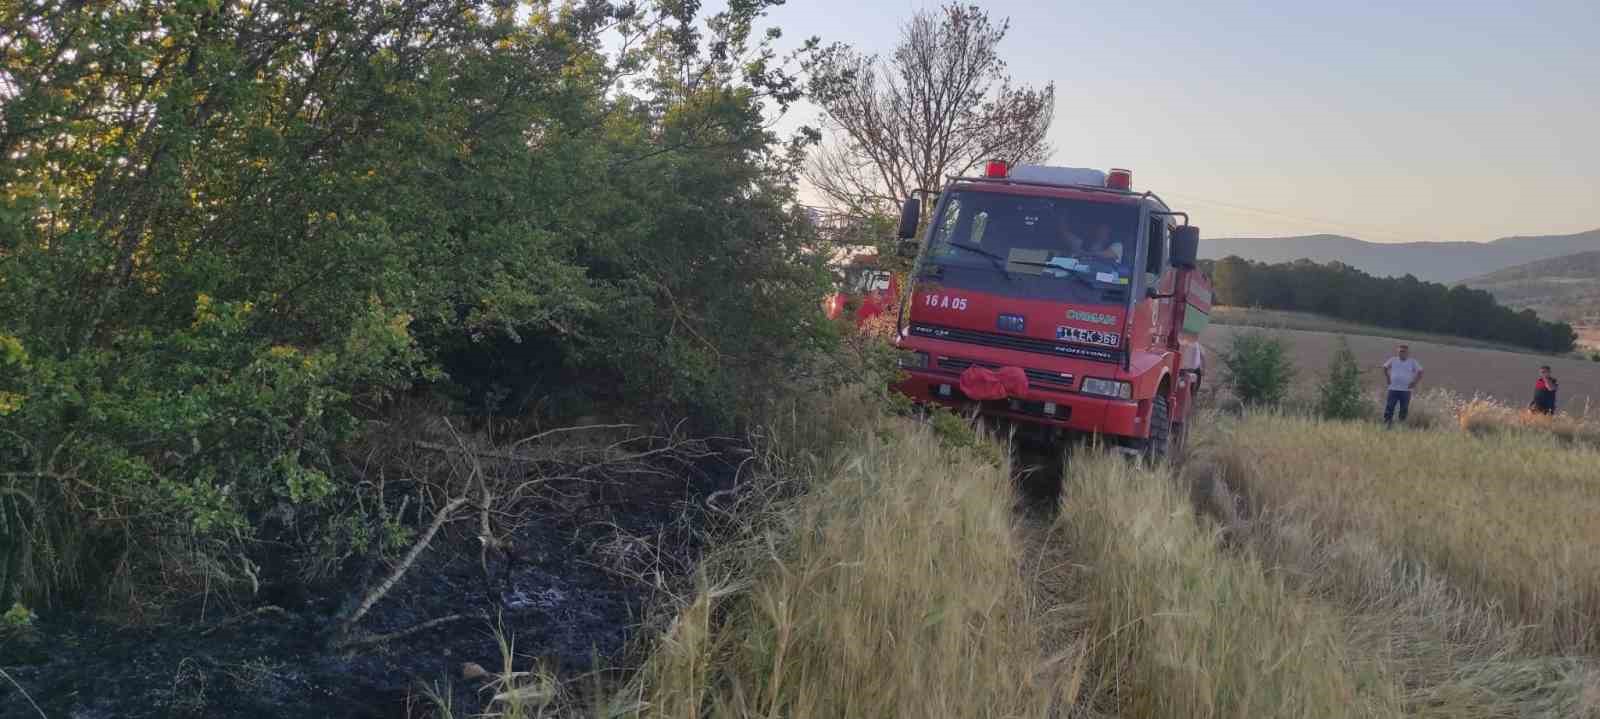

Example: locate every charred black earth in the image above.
[0,450,742,718]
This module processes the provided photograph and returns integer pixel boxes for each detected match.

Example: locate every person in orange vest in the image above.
[1530,365,1558,415]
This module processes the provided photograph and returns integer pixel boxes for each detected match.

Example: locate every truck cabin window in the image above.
[840,267,891,294]
[924,190,1140,302]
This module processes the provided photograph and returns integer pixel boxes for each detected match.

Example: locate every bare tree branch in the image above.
[803,3,1054,215]
[338,495,470,638]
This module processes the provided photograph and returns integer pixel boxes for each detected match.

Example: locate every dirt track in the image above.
[1202,325,1600,418]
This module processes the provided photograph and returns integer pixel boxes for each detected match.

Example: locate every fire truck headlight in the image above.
[1081,377,1132,400]
[897,350,929,370]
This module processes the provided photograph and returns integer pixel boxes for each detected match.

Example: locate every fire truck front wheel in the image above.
[1138,393,1172,465]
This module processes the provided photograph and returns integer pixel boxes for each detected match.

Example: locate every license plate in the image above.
[1056,325,1120,348]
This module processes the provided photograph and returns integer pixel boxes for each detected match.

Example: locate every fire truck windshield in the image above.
[922,190,1140,303]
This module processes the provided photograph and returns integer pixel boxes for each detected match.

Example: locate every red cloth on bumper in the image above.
[958,366,1028,400]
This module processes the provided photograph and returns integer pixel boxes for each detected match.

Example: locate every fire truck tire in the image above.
[1142,393,1172,464]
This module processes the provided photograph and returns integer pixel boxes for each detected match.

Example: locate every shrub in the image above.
[0,0,836,612]
[1218,328,1296,406]
[2,602,34,629]
[1316,335,1372,420]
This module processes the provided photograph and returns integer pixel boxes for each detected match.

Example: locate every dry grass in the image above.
[1457,398,1600,446]
[1577,327,1600,352]
[605,385,1600,719]
[1049,449,1405,718]
[615,403,1076,718]
[1189,411,1600,718]
[1195,410,1600,655]
[1047,421,1599,718]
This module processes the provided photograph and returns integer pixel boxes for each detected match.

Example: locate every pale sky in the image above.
[741,0,1599,242]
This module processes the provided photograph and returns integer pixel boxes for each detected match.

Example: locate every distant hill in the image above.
[1200,228,1600,284]
[1462,250,1600,327]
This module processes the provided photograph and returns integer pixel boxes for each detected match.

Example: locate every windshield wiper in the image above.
[941,242,1072,280]
[945,241,1018,282]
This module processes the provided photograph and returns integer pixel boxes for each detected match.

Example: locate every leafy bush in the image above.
[1315,336,1372,420]
[1218,328,1296,406]
[2,602,34,629]
[0,0,837,611]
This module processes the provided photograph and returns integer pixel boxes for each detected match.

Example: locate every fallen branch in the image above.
[331,611,485,651]
[339,495,470,637]
[412,440,529,463]
[413,434,713,470]
[0,668,46,719]
[200,604,289,637]
[441,419,503,584]
[508,423,637,453]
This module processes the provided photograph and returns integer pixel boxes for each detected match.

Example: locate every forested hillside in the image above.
[1203,256,1577,353]
[1463,250,1600,327]
[1201,228,1600,283]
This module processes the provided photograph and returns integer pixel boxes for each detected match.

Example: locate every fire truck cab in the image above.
[890,162,1211,460]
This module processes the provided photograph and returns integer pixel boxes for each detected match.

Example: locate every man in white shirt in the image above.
[1381,344,1424,428]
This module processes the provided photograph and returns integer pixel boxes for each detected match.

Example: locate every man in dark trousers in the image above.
[1381,344,1423,428]
[1530,365,1558,415]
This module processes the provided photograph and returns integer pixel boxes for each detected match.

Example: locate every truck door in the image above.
[1144,216,1176,351]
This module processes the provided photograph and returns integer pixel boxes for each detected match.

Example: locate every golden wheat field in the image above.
[1195,410,1600,655]
[1202,323,1600,418]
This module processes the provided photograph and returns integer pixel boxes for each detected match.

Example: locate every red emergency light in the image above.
[984,159,1008,178]
[1106,168,1132,190]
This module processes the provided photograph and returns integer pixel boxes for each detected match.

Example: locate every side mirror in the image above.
[896,196,921,239]
[1170,225,1200,268]
[1145,225,1166,275]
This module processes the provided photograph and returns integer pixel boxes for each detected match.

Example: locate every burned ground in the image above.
[0,431,750,719]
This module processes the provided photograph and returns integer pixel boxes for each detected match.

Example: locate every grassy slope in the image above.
[1462,250,1600,326]
[1180,407,1600,717]
[1200,410,1600,653]
[1203,228,1600,284]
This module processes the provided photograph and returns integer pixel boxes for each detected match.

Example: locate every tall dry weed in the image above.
[1458,398,1600,446]
[620,408,1071,718]
[1050,450,1403,718]
[1199,411,1600,655]
[1185,414,1599,718]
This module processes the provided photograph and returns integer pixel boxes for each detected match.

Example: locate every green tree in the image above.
[1219,328,1296,407]
[1211,256,1252,306]
[0,0,838,610]
[1315,336,1371,420]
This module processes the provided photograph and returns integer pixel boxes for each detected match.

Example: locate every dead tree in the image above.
[804,2,1055,217]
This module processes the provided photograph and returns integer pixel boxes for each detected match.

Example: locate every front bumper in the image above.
[893,368,1145,438]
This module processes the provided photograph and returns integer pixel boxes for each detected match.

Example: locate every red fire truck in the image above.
[890,161,1211,461]
[822,246,900,327]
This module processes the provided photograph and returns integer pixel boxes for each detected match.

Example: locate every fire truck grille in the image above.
[910,323,1123,364]
[935,357,1076,390]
